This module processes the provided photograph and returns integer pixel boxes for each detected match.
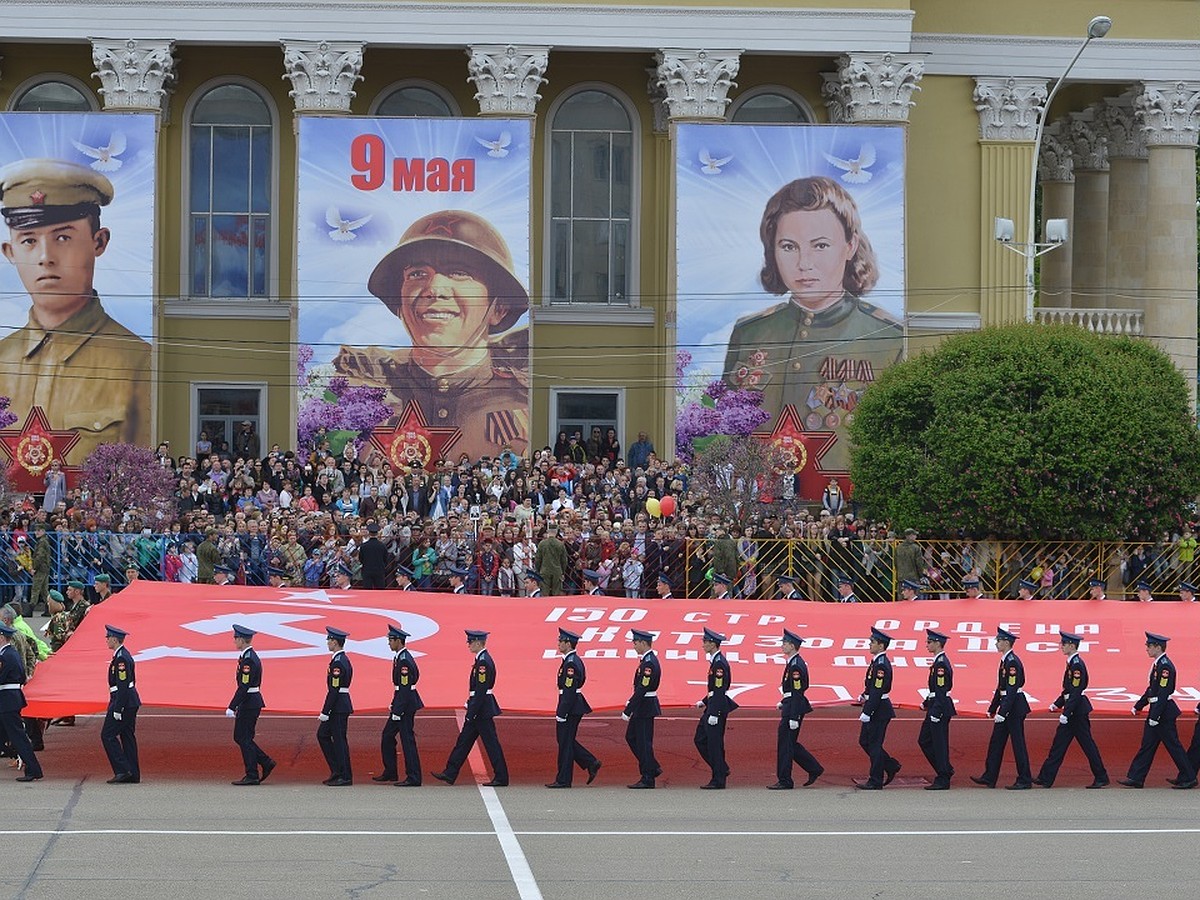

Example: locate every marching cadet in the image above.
[395,565,417,591]
[317,626,354,786]
[963,576,983,599]
[330,565,354,590]
[433,630,509,787]
[1033,631,1107,789]
[524,571,544,598]
[694,627,738,789]
[0,622,43,781]
[710,573,733,601]
[102,624,141,784]
[768,627,822,789]
[448,565,470,595]
[1179,581,1196,603]
[227,624,276,786]
[213,565,236,586]
[374,625,424,787]
[1120,632,1196,789]
[778,574,803,600]
[1087,578,1107,601]
[855,626,901,790]
[1016,579,1036,601]
[1134,580,1154,603]
[624,628,662,789]
[267,565,288,588]
[918,629,955,790]
[656,574,674,599]
[900,580,922,602]
[972,628,1032,790]
[836,574,859,603]
[546,627,601,788]
[582,569,604,596]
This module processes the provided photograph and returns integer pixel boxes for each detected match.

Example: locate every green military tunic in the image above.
[0,294,150,463]
[723,293,902,472]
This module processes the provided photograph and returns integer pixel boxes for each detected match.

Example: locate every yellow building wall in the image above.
[914,0,1199,39]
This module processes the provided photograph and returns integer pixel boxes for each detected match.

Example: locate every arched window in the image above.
[10,77,95,112]
[188,83,274,298]
[548,88,635,305]
[729,88,812,124]
[372,82,457,117]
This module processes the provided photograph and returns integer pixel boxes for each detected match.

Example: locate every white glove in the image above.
[1058,714,1068,725]
[464,701,469,709]
[113,711,122,721]
[930,716,941,723]
[788,720,799,731]
[695,700,706,709]
[1149,719,1159,727]
[707,715,719,726]
[391,714,402,721]
[1131,706,1140,716]
[776,701,783,710]
[993,714,1005,724]
[318,713,329,722]
[225,708,235,718]
[621,713,630,722]
[858,713,870,723]
[556,716,567,723]
[1048,705,1057,713]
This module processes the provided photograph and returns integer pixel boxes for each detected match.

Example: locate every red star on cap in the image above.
[421,214,463,238]
[368,401,461,470]
[28,190,46,206]
[0,406,81,492]
[754,404,843,502]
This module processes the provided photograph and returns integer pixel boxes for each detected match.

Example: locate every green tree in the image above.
[848,324,1200,540]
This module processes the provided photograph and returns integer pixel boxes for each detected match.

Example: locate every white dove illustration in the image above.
[699,149,733,175]
[822,144,876,184]
[325,207,372,242]
[475,132,512,158]
[70,132,127,172]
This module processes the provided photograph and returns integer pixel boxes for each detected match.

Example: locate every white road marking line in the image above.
[3,828,1200,838]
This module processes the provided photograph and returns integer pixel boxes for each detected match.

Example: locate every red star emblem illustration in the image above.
[0,406,82,492]
[29,190,46,206]
[368,401,461,470]
[754,404,843,502]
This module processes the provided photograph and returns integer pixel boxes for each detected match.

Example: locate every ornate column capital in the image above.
[653,49,741,122]
[1067,108,1108,172]
[466,44,549,117]
[1101,92,1148,160]
[1137,80,1200,148]
[280,40,364,114]
[90,38,177,113]
[645,66,669,134]
[1038,120,1074,183]
[972,76,1048,141]
[823,52,924,124]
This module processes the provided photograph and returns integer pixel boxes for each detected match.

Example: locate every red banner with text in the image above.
[23,583,1200,718]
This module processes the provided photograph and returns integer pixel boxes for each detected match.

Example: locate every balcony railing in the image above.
[1034,307,1144,335]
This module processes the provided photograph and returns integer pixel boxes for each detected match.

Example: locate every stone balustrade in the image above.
[1034,306,1144,335]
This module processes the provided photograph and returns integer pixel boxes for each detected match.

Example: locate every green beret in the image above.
[67,580,85,590]
[0,158,114,229]
[48,590,65,603]
[94,574,111,583]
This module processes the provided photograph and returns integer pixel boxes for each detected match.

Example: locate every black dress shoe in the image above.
[231,776,261,786]
[327,778,353,787]
[883,764,901,786]
[1032,777,1049,788]
[482,779,508,787]
[767,781,793,790]
[107,773,135,784]
[627,781,654,789]
[394,779,421,787]
[371,774,398,783]
[924,783,949,791]
[970,776,995,788]
[545,782,571,788]
[855,782,882,790]
[1167,777,1182,786]
[322,776,339,786]
[1118,778,1143,788]
[1005,782,1031,790]
[1172,779,1197,789]
[1086,779,1109,789]
[700,782,725,790]
[15,773,43,782]
[653,767,663,779]
[803,766,824,787]
[260,759,277,783]
[586,761,602,785]
[431,771,455,785]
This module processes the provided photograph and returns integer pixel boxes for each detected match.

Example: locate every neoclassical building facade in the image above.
[0,0,1196,464]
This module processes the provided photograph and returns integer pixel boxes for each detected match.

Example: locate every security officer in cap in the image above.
[1016,578,1036,601]
[836,573,859,603]
[330,564,353,590]
[317,626,354,786]
[1179,581,1196,603]
[448,564,470,594]
[524,571,543,598]
[228,624,276,785]
[359,522,387,589]
[266,565,288,588]
[1034,631,1107,789]
[375,625,424,786]
[778,574,803,600]
[582,569,604,597]
[624,628,662,788]
[434,629,509,786]
[395,565,417,591]
[1087,577,1107,601]
[769,626,822,789]
[213,565,236,586]
[856,627,900,789]
[694,627,738,788]
[0,621,43,781]
[963,576,983,599]
[1121,632,1196,788]
[918,629,955,790]
[656,573,674,599]
[102,624,141,783]
[900,579,922,602]
[711,573,732,601]
[0,158,150,461]
[972,628,1032,789]
[333,209,531,460]
[1134,580,1154,603]
[547,628,601,788]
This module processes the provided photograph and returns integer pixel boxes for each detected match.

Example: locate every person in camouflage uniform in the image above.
[45,591,74,653]
[65,581,90,630]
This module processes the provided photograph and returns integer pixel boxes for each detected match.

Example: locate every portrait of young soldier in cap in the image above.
[333,209,530,459]
[0,158,150,459]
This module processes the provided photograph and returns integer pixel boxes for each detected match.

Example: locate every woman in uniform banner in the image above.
[723,176,902,472]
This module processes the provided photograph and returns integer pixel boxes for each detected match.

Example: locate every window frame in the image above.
[368,79,460,117]
[548,386,626,453]
[6,74,99,112]
[727,85,816,125]
[190,381,269,454]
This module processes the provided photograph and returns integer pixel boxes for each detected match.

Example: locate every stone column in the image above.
[1100,92,1148,313]
[1066,109,1109,309]
[1138,80,1200,404]
[971,76,1048,324]
[466,44,550,117]
[280,40,365,115]
[822,52,924,125]
[1038,121,1074,307]
[653,49,741,122]
[90,38,177,114]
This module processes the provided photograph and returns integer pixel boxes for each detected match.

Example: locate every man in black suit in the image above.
[769,626,822,789]
[359,522,388,589]
[547,628,601,788]
[624,628,662,789]
[918,629,955,790]
[694,627,738,789]
[102,624,141,784]
[972,628,1032,790]
[1121,632,1197,789]
[374,624,424,786]
[433,630,509,786]
[0,623,42,781]
[317,626,354,786]
[856,626,900,790]
[228,623,276,785]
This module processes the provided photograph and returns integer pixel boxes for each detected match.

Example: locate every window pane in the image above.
[572,132,611,219]
[193,84,271,125]
[376,86,453,117]
[211,214,249,298]
[571,220,609,304]
[551,220,571,300]
[550,132,571,218]
[611,221,629,303]
[250,127,271,213]
[251,216,268,296]
[556,91,629,131]
[190,216,209,296]
[611,131,632,218]
[558,392,618,420]
[732,93,808,124]
[189,128,212,212]
[14,81,91,112]
[212,126,250,212]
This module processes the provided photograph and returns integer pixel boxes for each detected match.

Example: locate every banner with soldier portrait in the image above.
[0,112,157,481]
[296,118,532,469]
[674,124,906,501]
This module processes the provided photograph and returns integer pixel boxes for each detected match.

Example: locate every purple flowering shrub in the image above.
[297,345,393,455]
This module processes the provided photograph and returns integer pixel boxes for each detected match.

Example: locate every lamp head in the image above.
[1087,16,1112,39]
